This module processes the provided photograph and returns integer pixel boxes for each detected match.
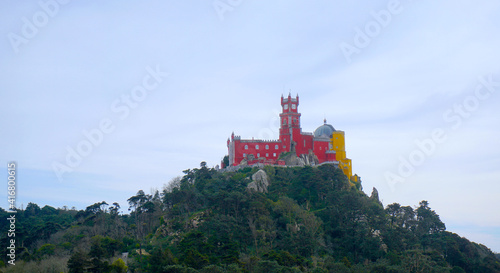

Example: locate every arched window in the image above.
[244,145,248,150]
[265,145,269,150]
[257,153,260,157]
[275,145,279,149]
[256,145,259,150]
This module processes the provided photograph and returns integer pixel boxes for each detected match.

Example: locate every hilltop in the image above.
[1,164,499,272]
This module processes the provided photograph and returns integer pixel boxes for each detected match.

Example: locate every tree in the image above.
[37,244,56,258]
[109,202,120,215]
[86,201,109,214]
[25,202,41,217]
[88,258,111,273]
[416,201,445,235]
[386,203,401,227]
[128,190,149,239]
[68,250,90,273]
[111,258,128,273]
[89,236,106,258]
[164,176,182,193]
[40,205,57,215]
[148,248,176,272]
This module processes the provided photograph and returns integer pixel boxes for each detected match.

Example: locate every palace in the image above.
[225,94,359,181]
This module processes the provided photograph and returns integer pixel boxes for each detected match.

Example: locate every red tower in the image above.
[279,94,301,152]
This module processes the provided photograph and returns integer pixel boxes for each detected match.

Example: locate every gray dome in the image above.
[314,122,335,138]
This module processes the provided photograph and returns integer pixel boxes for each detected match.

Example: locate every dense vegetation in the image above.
[1,164,499,272]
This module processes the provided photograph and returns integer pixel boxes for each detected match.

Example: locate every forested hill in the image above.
[1,164,499,272]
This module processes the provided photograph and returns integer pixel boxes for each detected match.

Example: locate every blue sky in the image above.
[1,1,500,252]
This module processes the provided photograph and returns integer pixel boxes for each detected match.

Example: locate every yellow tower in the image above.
[330,131,352,178]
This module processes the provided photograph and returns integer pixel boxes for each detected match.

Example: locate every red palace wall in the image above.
[312,140,330,163]
[231,139,285,166]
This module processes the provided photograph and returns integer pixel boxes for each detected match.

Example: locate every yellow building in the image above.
[313,119,360,185]
[329,127,359,183]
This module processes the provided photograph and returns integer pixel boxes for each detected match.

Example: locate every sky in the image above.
[1,0,499,252]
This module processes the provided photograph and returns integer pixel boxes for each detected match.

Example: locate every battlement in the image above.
[281,93,299,105]
[239,139,281,143]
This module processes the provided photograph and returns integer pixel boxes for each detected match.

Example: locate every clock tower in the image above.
[279,93,301,152]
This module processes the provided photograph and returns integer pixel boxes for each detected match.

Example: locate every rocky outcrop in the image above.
[370,187,383,206]
[247,169,270,193]
[281,150,319,166]
[301,150,320,166]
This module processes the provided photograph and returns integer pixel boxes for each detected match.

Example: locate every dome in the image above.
[314,120,335,138]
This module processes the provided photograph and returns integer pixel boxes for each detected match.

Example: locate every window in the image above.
[292,104,296,109]
[266,153,269,157]
[243,153,246,157]
[256,145,259,150]
[275,145,279,149]
[273,153,276,157]
[265,145,269,149]
[257,153,260,157]
[304,139,306,147]
[244,145,248,150]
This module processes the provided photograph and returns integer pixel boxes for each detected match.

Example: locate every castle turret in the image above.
[279,93,301,152]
